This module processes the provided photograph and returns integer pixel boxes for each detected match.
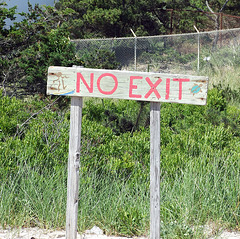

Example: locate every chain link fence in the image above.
[72,28,240,78]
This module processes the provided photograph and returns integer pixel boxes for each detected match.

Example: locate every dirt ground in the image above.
[1,227,240,239]
[0,227,141,239]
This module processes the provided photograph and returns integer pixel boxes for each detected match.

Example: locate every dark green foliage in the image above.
[0,3,82,95]
[55,0,170,38]
[55,0,240,38]
[0,3,16,35]
[206,87,227,112]
[1,0,239,96]
[80,48,120,70]
[214,83,240,103]
[84,99,149,135]
[1,86,239,180]
[0,91,29,139]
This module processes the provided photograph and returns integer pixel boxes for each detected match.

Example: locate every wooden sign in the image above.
[47,66,208,239]
[47,66,208,105]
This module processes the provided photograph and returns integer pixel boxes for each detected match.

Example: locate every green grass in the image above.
[1,148,239,238]
[202,65,240,98]
[161,153,240,238]
[0,163,149,235]
[0,62,240,238]
[0,164,67,229]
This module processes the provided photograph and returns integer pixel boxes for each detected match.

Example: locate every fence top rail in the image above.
[70,27,240,42]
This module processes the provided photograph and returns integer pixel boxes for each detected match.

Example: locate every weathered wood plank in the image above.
[66,97,83,239]
[47,66,208,105]
[150,102,161,239]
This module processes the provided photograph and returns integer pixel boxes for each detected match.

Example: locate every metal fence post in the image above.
[130,28,137,70]
[194,25,200,72]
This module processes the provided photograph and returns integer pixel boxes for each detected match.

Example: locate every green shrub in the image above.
[84,98,149,135]
[206,88,227,112]
[0,92,30,139]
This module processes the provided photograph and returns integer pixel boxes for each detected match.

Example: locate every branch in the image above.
[189,4,205,13]
[189,4,215,21]
[14,96,61,137]
[219,0,230,12]
[2,67,12,96]
[206,0,215,14]
[206,0,219,30]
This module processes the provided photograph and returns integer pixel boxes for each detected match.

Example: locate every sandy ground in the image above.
[1,226,240,239]
[0,227,144,239]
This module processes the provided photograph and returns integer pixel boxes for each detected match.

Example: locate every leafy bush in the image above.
[1,4,83,95]
[0,91,30,139]
[1,85,240,236]
[1,86,240,179]
[84,98,149,134]
[79,48,120,70]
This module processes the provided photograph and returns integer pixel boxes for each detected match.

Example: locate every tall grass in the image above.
[161,153,240,238]
[0,162,149,235]
[1,148,239,238]
[200,43,240,91]
[0,164,67,229]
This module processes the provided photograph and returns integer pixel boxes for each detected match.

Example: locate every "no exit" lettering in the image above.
[76,72,190,101]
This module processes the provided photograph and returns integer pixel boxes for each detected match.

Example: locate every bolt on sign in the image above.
[47,66,208,239]
[47,67,208,105]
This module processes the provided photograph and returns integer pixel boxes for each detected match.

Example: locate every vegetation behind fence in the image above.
[72,28,240,79]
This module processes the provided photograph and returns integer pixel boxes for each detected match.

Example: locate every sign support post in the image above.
[66,96,83,239]
[150,102,161,239]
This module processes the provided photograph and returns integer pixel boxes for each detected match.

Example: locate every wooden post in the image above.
[150,102,161,239]
[66,96,83,239]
